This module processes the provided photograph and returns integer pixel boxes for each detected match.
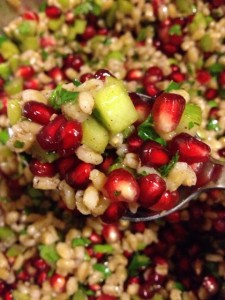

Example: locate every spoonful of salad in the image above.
[6,70,225,223]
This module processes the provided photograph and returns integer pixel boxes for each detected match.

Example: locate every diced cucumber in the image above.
[199,34,214,52]
[82,117,109,153]
[0,226,15,240]
[176,103,202,135]
[21,36,40,51]
[48,16,65,31]
[7,99,22,125]
[67,19,87,41]
[93,77,138,134]
[0,62,11,79]
[104,50,124,66]
[4,77,23,96]
[0,40,19,59]
[12,291,29,300]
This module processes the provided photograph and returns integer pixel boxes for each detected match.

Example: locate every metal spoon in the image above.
[123,93,225,222]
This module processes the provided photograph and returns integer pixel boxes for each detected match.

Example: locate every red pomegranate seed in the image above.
[127,132,144,153]
[202,276,219,295]
[138,174,166,208]
[152,0,164,16]
[150,190,180,211]
[22,11,39,21]
[218,147,225,158]
[208,107,219,119]
[89,232,103,244]
[66,162,93,189]
[45,6,62,19]
[4,291,13,300]
[56,120,82,156]
[104,168,140,203]
[152,92,186,133]
[0,54,5,63]
[65,11,75,25]
[129,92,152,124]
[0,78,5,90]
[169,133,211,164]
[0,93,8,114]
[40,36,56,48]
[138,283,155,299]
[132,222,146,233]
[97,295,117,300]
[94,69,115,80]
[16,65,35,79]
[126,69,143,82]
[23,101,56,125]
[36,270,48,286]
[50,273,66,293]
[143,66,164,86]
[63,54,84,72]
[144,83,160,97]
[102,224,121,243]
[218,70,225,87]
[17,270,29,281]
[23,78,40,90]
[80,25,96,40]
[33,257,49,271]
[97,28,108,35]
[165,211,181,223]
[169,71,185,83]
[101,202,126,224]
[48,67,65,83]
[80,72,94,83]
[140,140,170,167]
[37,115,66,151]
[196,69,211,84]
[162,43,178,56]
[170,64,180,72]
[56,156,79,178]
[99,154,115,173]
[29,159,56,177]
[204,88,218,100]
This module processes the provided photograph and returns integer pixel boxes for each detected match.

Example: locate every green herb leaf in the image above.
[138,115,166,146]
[38,244,60,265]
[41,50,49,60]
[128,253,151,276]
[39,2,47,12]
[0,129,9,144]
[208,63,223,75]
[49,85,79,109]
[72,237,91,247]
[206,119,220,131]
[169,24,182,36]
[137,27,148,42]
[103,37,112,45]
[165,81,182,92]
[93,263,111,278]
[93,244,114,254]
[158,153,179,177]
[173,282,185,291]
[74,1,101,16]
[73,79,82,87]
[207,100,218,108]
[14,140,25,149]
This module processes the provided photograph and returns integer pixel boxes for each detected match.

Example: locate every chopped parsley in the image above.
[207,100,218,108]
[0,129,9,144]
[208,63,223,75]
[165,81,182,92]
[74,1,101,16]
[128,253,151,276]
[206,119,220,131]
[73,79,82,87]
[38,244,60,266]
[72,237,91,247]
[14,140,25,149]
[169,24,182,36]
[158,153,179,177]
[49,84,79,109]
[93,263,111,278]
[93,244,114,254]
[138,115,166,146]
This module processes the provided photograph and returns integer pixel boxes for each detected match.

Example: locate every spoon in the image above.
[123,93,225,222]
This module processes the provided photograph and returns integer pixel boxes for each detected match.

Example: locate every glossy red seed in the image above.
[208,107,219,119]
[80,72,94,83]
[129,92,152,124]
[204,88,218,100]
[81,25,96,40]
[94,69,115,80]
[40,36,56,48]
[23,78,40,90]
[150,190,180,211]
[0,54,5,63]
[48,67,65,83]
[102,224,121,243]
[16,65,35,79]
[152,92,186,133]
[218,70,225,87]
[30,159,56,177]
[63,54,84,72]
[0,92,8,114]
[213,218,225,234]
[89,232,103,244]
[36,271,48,286]
[138,283,155,299]
[140,140,170,167]
[104,168,140,203]
[126,69,143,82]
[56,156,79,178]
[169,71,185,83]
[50,273,66,293]
[66,162,93,189]
[196,69,211,84]
[65,11,75,25]
[165,211,181,223]
[4,292,13,300]
[144,83,160,97]
[138,174,166,208]
[169,133,211,164]
[45,6,62,19]
[132,222,146,233]
[170,64,180,72]
[97,295,118,300]
[143,66,163,87]
[97,28,109,35]
[101,202,126,224]
[0,78,5,90]
[202,276,219,295]
[218,147,225,158]
[23,101,56,125]
[162,43,178,56]
[37,115,66,151]
[127,132,143,153]
[56,120,82,156]
[23,11,39,21]
[33,257,49,271]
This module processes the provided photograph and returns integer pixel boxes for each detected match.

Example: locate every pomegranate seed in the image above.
[213,218,225,234]
[23,78,40,90]
[138,174,166,208]
[150,190,180,211]
[36,271,48,286]
[56,120,82,156]
[202,276,219,295]
[144,83,160,97]
[94,69,115,80]
[65,11,75,25]
[0,92,7,114]
[140,140,170,167]
[143,66,164,86]
[170,64,180,72]
[50,273,66,293]
[56,156,79,178]
[16,65,34,79]
[48,67,65,83]
[127,132,144,153]
[89,283,101,292]
[40,36,56,48]
[132,222,146,233]
[218,70,225,87]
[147,271,165,286]
[208,107,219,119]
[22,11,39,21]
[218,147,225,158]
[66,162,93,189]
[169,35,183,47]
[152,92,186,133]
[23,101,56,125]
[4,291,13,300]
[165,211,181,222]
[191,161,215,187]
[29,159,56,177]
[0,78,5,90]
[63,54,84,72]
[126,69,143,82]
[89,232,103,244]
[97,295,117,300]
[80,72,94,83]
[102,224,121,243]
[162,43,178,56]
[33,257,49,271]
[17,270,29,281]
[101,202,126,224]
[169,71,185,83]
[104,168,140,203]
[37,115,66,151]
[169,133,211,164]
[204,88,218,100]
[0,54,5,63]
[45,6,62,19]
[152,0,164,16]
[129,92,152,124]
[138,283,155,299]
[97,28,109,35]
[196,69,211,84]
[80,25,96,40]
[211,0,225,7]
[99,154,115,173]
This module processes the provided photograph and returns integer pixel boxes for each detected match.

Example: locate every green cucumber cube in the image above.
[93,77,138,133]
[82,117,109,153]
[7,99,22,125]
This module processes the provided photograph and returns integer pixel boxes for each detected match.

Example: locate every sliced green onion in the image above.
[72,237,91,247]
[38,244,60,265]
[93,244,114,254]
